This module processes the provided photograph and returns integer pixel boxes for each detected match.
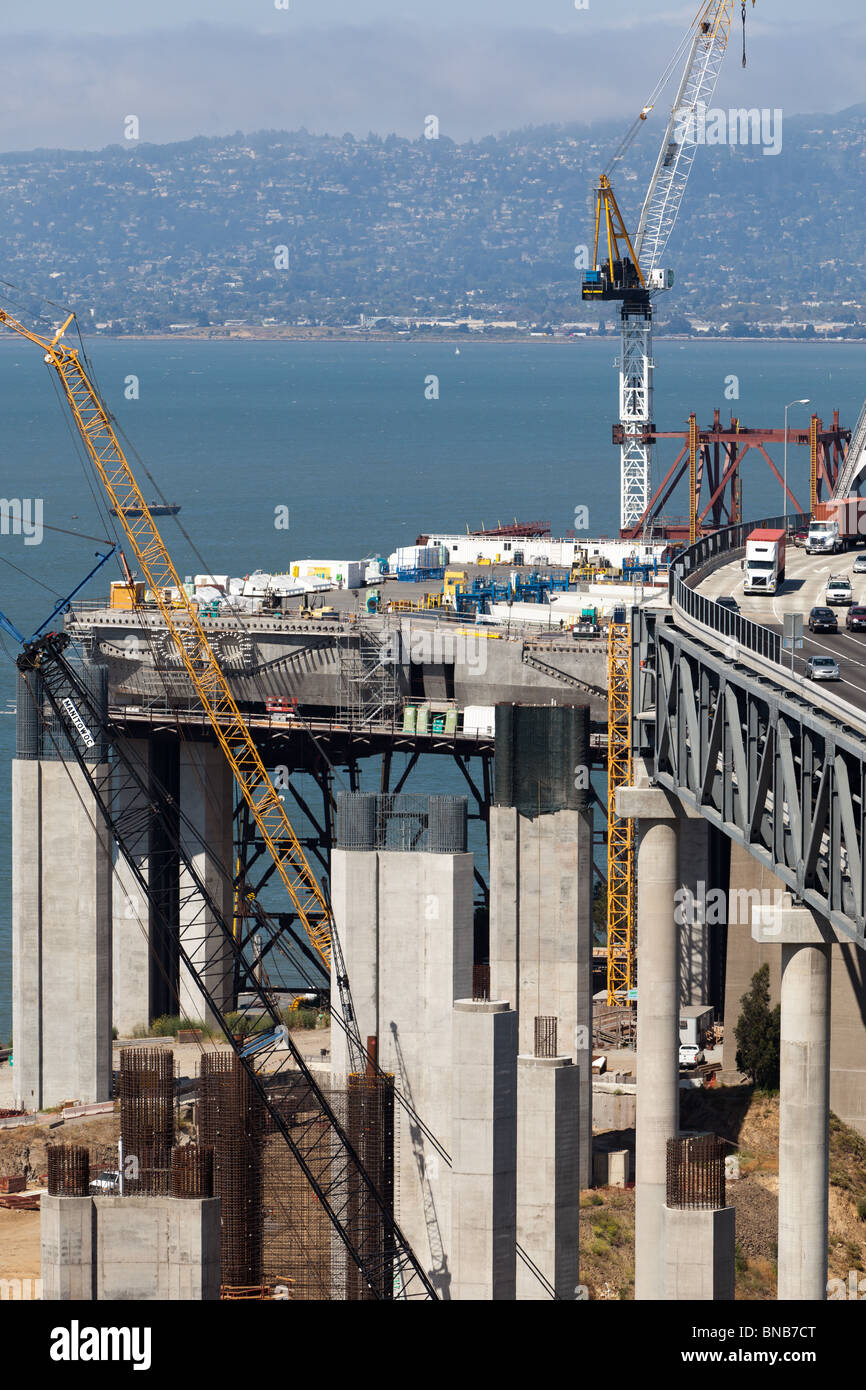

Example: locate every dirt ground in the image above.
[584,1087,866,1300]
[0,1030,330,1294]
[0,1209,41,1283]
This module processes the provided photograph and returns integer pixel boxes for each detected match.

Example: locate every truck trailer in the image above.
[743,527,786,595]
[808,497,866,553]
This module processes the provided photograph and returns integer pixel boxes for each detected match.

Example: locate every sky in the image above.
[0,2,862,149]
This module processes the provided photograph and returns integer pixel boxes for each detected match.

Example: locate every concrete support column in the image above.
[516,1054,580,1300]
[378,850,473,1296]
[12,759,43,1111]
[662,1205,736,1300]
[13,759,113,1111]
[779,940,831,1300]
[489,804,593,1189]
[752,906,832,1301]
[330,837,474,1297]
[41,1195,95,1300]
[489,805,518,1010]
[178,743,235,1025]
[618,774,683,1302]
[112,739,152,1037]
[451,1000,518,1301]
[329,847,379,1082]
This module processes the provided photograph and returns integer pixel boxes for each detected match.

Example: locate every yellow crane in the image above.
[0,308,332,970]
[606,621,634,1006]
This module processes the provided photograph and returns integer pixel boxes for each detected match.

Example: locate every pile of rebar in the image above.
[47,1144,90,1197]
[119,1047,175,1194]
[200,1054,265,1287]
[666,1134,726,1210]
[170,1144,214,1199]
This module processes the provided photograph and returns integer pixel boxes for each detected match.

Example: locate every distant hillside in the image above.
[2,110,865,336]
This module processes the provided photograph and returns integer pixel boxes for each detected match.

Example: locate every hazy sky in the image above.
[14,0,863,32]
[1,2,861,149]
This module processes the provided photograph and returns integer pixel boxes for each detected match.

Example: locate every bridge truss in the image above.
[635,610,866,950]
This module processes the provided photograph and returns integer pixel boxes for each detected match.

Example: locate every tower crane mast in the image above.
[583,1,755,535]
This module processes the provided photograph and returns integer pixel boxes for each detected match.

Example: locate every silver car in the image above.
[854,553,866,574]
[805,655,840,681]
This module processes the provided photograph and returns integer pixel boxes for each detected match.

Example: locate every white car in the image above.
[854,553,866,574]
[826,575,853,605]
[679,1044,705,1070]
[89,1170,121,1195]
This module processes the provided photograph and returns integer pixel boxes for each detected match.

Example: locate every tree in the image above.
[734,963,780,1089]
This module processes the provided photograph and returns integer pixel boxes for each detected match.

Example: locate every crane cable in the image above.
[603,5,702,176]
[742,1,747,67]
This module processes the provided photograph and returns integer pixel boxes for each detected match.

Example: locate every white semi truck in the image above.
[806,517,841,554]
[743,528,786,596]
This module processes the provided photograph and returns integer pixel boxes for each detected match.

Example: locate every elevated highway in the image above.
[630,510,866,1301]
[637,513,866,947]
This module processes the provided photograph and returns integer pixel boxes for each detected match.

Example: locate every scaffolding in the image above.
[337,624,399,728]
[606,621,635,1007]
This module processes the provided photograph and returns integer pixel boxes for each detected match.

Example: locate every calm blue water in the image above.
[1,336,864,1036]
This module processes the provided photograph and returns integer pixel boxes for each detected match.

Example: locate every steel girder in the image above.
[640,617,866,949]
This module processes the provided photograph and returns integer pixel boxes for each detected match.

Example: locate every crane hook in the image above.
[739,0,750,67]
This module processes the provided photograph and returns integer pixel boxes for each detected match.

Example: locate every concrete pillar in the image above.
[723,844,866,1142]
[489,805,518,1010]
[41,1195,95,1300]
[11,760,43,1111]
[451,1000,517,1301]
[490,804,593,1188]
[112,738,152,1037]
[662,1205,736,1300]
[330,840,474,1297]
[617,776,682,1301]
[753,906,832,1301]
[42,1195,221,1300]
[178,743,235,1025]
[490,704,594,1190]
[95,1196,221,1300]
[516,1054,580,1300]
[329,847,379,1082]
[13,759,113,1111]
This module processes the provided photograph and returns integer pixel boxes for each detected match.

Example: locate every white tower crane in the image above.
[583,1,755,535]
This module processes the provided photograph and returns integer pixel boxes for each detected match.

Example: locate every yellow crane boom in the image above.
[1,308,331,967]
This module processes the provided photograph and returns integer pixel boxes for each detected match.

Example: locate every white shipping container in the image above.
[289,560,363,589]
[463,705,496,736]
[393,545,442,571]
[194,574,229,592]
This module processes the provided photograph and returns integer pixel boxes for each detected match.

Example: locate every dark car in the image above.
[716,595,739,613]
[808,606,838,633]
[847,605,866,631]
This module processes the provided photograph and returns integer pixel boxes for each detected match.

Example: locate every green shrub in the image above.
[151,1014,181,1037]
[735,964,781,1089]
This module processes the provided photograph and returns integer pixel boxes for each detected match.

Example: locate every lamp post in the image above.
[783,399,810,517]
